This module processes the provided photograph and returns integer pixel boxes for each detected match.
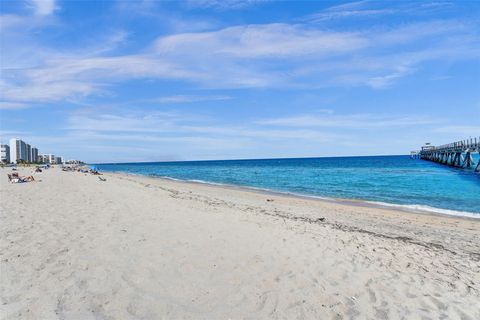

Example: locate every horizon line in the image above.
[91,154,409,165]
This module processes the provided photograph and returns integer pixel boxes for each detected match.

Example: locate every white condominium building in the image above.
[7,138,63,164]
[39,154,57,164]
[9,138,27,163]
[1,144,10,163]
[8,138,41,163]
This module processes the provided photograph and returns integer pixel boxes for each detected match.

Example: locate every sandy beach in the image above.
[1,166,479,319]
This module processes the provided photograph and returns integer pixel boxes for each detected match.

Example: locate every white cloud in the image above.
[185,0,270,10]
[373,20,468,46]
[0,14,25,30]
[66,112,181,133]
[152,95,232,104]
[86,31,130,56]
[1,81,99,102]
[258,113,441,128]
[366,66,414,88]
[32,108,455,162]
[0,129,29,138]
[309,0,457,22]
[1,4,479,103]
[48,110,349,162]
[432,126,480,137]
[28,0,57,16]
[154,24,367,58]
[64,110,352,142]
[0,55,203,102]
[310,1,395,22]
[0,102,30,110]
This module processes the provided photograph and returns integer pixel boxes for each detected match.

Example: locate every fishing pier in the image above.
[413,137,480,173]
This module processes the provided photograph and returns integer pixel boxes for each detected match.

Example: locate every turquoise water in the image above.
[95,155,480,217]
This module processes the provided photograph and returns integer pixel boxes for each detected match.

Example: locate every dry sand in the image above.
[1,167,479,319]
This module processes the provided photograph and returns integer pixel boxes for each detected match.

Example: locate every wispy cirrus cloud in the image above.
[432,126,480,137]
[153,23,367,58]
[0,55,203,102]
[53,108,457,162]
[0,102,31,110]
[1,0,478,162]
[1,1,479,105]
[309,1,395,21]
[308,0,458,22]
[27,0,58,16]
[65,109,351,140]
[185,0,270,10]
[152,95,232,104]
[65,109,441,139]
[257,113,441,128]
[366,65,415,88]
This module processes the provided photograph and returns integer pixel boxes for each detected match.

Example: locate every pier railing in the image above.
[416,137,480,173]
[433,137,479,152]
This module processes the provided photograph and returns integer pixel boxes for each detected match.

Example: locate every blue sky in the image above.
[0,0,479,163]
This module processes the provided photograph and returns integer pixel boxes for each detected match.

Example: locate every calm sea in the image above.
[95,155,480,217]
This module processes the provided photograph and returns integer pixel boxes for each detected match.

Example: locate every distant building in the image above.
[26,144,31,162]
[7,138,72,165]
[39,154,56,164]
[48,154,55,164]
[31,147,39,163]
[9,138,27,163]
[1,144,10,163]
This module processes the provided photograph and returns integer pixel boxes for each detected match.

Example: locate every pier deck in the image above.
[418,137,480,172]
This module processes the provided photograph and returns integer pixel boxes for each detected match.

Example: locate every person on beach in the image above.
[7,173,35,183]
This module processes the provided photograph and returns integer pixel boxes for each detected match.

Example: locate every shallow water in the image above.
[95,155,480,217]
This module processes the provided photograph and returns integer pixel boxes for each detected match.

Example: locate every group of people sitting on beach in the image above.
[7,165,103,184]
[7,172,35,183]
[62,166,81,172]
[62,166,102,175]
[7,165,46,184]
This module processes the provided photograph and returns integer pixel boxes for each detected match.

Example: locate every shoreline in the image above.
[108,171,480,220]
[102,171,480,260]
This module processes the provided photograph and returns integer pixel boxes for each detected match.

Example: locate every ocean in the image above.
[95,155,480,217]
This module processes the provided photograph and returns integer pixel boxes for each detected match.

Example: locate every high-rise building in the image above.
[31,147,39,163]
[26,144,31,162]
[9,138,27,163]
[1,144,10,163]
[21,142,27,161]
[8,139,71,165]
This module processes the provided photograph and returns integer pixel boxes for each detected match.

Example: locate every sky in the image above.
[0,0,479,163]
